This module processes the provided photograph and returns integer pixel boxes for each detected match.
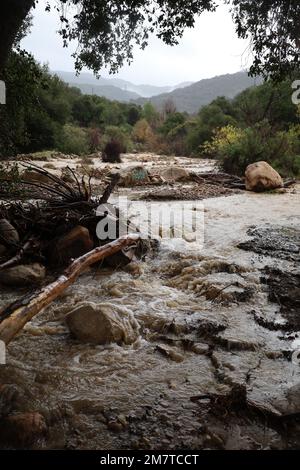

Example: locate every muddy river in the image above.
[0,153,299,450]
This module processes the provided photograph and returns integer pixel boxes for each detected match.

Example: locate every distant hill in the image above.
[136,72,263,114]
[69,83,141,102]
[53,71,193,100]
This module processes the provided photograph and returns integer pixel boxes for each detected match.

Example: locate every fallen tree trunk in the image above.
[0,234,140,345]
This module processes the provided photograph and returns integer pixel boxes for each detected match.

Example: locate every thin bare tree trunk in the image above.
[0,235,140,345]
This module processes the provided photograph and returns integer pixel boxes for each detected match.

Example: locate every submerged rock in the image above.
[66,302,139,345]
[245,161,283,192]
[0,263,46,287]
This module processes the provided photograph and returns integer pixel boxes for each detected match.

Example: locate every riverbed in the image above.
[0,153,299,450]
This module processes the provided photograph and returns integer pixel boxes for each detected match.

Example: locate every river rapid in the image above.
[0,153,299,450]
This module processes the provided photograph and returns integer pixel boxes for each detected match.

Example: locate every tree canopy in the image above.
[0,1,299,79]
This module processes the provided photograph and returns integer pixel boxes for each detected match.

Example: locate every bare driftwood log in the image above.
[0,234,140,345]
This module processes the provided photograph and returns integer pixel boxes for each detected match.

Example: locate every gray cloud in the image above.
[22,2,250,86]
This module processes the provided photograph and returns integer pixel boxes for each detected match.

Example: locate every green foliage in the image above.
[185,98,236,155]
[72,95,103,127]
[206,121,300,177]
[1,36,299,168]
[142,102,160,128]
[233,79,299,128]
[56,125,89,155]
[127,106,141,126]
[159,112,186,137]
[229,1,300,80]
[0,51,82,158]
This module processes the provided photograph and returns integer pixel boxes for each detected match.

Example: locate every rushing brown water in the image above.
[0,154,299,450]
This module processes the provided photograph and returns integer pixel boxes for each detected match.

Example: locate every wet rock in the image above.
[49,226,94,266]
[259,384,300,418]
[245,161,283,192]
[66,302,139,345]
[155,345,184,362]
[261,267,300,329]
[166,258,252,304]
[114,166,150,187]
[105,248,135,268]
[22,168,52,184]
[238,226,300,262]
[0,412,47,447]
[61,167,76,183]
[0,219,19,246]
[191,343,210,355]
[0,263,46,286]
[107,420,124,432]
[160,166,189,182]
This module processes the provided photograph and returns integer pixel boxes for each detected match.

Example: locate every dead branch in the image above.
[0,237,37,271]
[283,179,296,188]
[0,234,140,345]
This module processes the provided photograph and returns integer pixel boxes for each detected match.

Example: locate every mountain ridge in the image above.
[53,70,262,113]
[135,71,263,113]
[53,70,193,99]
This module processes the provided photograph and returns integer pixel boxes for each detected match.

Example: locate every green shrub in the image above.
[56,124,89,155]
[205,121,300,177]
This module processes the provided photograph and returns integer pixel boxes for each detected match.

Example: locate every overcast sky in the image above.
[22,2,251,86]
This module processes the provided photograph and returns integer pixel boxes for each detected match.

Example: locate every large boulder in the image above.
[0,219,20,246]
[245,161,283,192]
[0,263,46,287]
[160,166,189,182]
[66,302,139,345]
[49,226,94,265]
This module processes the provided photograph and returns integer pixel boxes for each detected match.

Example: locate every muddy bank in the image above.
[0,154,299,450]
[142,184,238,201]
